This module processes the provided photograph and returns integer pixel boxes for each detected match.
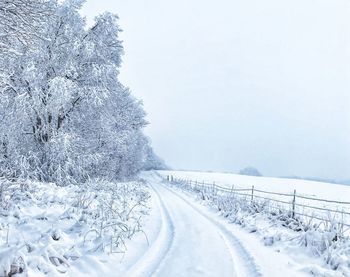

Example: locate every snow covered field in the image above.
[2,172,350,277]
[158,170,350,202]
[137,172,312,277]
[156,171,350,276]
[2,0,348,276]
[159,170,350,230]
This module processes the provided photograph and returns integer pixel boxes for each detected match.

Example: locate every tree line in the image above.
[0,0,165,184]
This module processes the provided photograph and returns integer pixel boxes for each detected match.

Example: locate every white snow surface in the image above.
[137,172,313,277]
[0,178,151,277]
[2,172,350,276]
[159,170,350,227]
[158,170,350,202]
[156,171,350,277]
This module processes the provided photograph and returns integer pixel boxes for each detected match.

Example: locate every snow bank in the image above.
[0,178,150,277]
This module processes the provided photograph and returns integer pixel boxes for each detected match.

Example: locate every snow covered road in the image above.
[129,172,261,277]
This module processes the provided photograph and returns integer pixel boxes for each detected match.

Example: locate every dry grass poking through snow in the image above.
[0,178,150,277]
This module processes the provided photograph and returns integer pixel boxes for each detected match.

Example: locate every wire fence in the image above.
[166,175,350,231]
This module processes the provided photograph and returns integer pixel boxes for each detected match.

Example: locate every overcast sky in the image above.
[81,0,350,180]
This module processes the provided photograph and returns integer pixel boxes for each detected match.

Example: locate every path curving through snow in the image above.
[128,172,262,277]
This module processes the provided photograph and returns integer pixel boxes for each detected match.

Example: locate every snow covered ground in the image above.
[0,178,150,277]
[158,170,350,202]
[156,170,350,276]
[2,171,350,276]
[137,172,314,277]
[159,170,350,231]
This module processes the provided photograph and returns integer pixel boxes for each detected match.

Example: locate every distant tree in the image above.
[142,144,168,171]
[239,167,262,177]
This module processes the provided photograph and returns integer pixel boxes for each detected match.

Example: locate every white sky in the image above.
[81,0,350,179]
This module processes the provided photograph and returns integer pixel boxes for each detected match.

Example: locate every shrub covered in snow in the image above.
[0,178,150,276]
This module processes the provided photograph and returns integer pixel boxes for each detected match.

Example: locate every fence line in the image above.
[165,175,350,229]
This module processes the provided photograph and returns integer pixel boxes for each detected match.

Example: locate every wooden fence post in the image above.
[251,185,254,203]
[292,189,296,218]
[230,185,235,198]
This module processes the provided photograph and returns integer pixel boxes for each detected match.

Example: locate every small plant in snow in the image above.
[0,179,150,276]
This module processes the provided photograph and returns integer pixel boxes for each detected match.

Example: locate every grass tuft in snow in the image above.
[0,178,150,277]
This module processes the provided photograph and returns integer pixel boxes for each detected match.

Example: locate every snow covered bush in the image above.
[0,178,150,276]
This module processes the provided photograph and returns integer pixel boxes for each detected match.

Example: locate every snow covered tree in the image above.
[0,0,55,107]
[0,0,52,51]
[142,144,168,171]
[239,167,262,177]
[0,0,159,183]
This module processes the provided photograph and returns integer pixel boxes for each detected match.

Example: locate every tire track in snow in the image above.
[125,182,175,277]
[158,180,262,277]
[131,172,261,277]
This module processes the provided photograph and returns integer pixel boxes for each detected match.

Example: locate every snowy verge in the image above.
[0,178,150,277]
[164,176,350,277]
